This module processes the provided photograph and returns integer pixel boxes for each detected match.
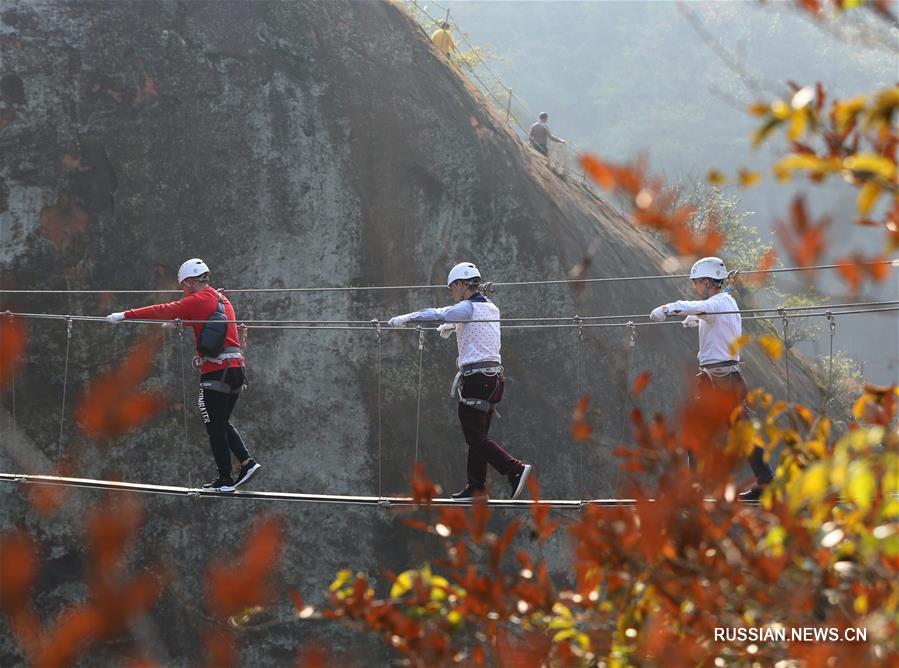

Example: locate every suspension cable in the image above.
[3,300,897,328]
[0,260,892,295]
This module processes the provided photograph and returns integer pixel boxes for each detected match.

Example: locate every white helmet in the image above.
[446,262,481,287]
[690,257,727,281]
[177,258,210,284]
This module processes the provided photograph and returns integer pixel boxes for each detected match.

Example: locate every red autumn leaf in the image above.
[0,314,27,391]
[206,516,284,618]
[745,248,778,287]
[204,629,237,668]
[295,645,330,668]
[572,395,593,441]
[775,196,829,273]
[86,493,145,575]
[0,530,38,613]
[631,371,652,398]
[76,333,166,440]
[35,605,104,667]
[410,462,439,506]
[580,153,616,189]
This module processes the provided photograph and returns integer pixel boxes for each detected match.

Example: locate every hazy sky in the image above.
[428,0,898,383]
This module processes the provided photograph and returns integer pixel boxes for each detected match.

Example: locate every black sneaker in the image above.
[234,459,261,488]
[738,483,767,503]
[202,476,235,492]
[509,464,532,500]
[450,485,487,502]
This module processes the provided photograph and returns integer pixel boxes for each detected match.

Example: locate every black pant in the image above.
[696,370,773,484]
[530,139,549,156]
[457,372,522,489]
[198,367,250,478]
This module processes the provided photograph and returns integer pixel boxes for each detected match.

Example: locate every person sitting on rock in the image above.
[106,258,261,493]
[529,112,566,156]
[649,256,773,502]
[388,262,531,501]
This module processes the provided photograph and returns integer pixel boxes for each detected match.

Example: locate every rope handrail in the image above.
[0,260,894,295]
[3,302,897,331]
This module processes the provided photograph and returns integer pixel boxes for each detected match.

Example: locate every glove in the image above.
[649,306,668,322]
[683,315,700,328]
[388,314,412,327]
[106,312,125,323]
[161,321,177,330]
[437,323,456,339]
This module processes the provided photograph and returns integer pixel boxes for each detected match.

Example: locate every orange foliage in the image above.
[835,252,893,294]
[579,154,722,259]
[0,313,27,391]
[631,371,651,398]
[75,333,166,440]
[206,516,285,618]
[571,394,592,441]
[0,495,166,667]
[411,461,440,507]
[774,196,829,271]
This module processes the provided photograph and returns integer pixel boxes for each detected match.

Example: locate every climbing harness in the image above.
[449,360,504,413]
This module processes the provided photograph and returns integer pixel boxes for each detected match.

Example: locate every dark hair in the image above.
[440,21,449,29]
[539,112,548,120]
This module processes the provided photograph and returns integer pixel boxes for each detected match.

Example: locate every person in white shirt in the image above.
[389,262,532,501]
[528,112,566,156]
[650,256,773,502]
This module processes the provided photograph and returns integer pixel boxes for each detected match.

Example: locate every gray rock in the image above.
[0,1,818,663]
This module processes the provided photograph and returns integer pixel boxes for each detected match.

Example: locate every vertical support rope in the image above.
[615,322,637,491]
[574,315,584,498]
[57,317,73,459]
[177,320,191,488]
[826,312,836,417]
[11,319,16,435]
[372,319,383,498]
[414,326,424,466]
[781,311,792,406]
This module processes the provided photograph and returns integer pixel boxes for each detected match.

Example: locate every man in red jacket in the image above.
[106,258,261,492]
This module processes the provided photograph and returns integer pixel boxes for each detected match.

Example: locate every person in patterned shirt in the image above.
[389,262,531,501]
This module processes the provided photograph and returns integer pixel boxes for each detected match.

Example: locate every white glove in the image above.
[106,312,125,323]
[161,321,177,330]
[682,315,700,328]
[388,314,412,327]
[437,323,456,339]
[649,306,668,322]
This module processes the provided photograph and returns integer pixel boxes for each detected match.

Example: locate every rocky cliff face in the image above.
[0,1,817,663]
